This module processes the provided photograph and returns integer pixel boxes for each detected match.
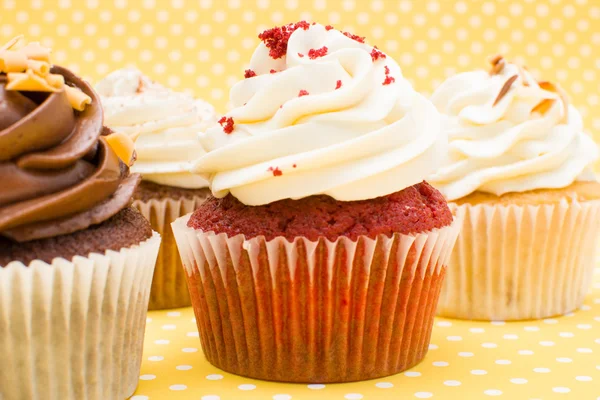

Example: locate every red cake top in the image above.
[188,182,453,242]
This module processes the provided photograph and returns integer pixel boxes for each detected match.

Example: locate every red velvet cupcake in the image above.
[172,22,461,383]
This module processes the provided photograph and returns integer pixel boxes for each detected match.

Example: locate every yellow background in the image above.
[2,0,600,399]
[1,0,599,139]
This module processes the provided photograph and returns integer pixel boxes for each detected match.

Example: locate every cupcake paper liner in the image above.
[0,232,161,400]
[133,195,209,310]
[172,215,461,383]
[438,200,600,321]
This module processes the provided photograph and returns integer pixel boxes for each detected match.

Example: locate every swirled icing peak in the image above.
[0,60,140,242]
[194,22,445,206]
[97,68,217,189]
[429,55,599,201]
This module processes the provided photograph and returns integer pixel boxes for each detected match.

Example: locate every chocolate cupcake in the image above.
[97,69,216,309]
[172,22,461,383]
[0,38,160,400]
[430,56,600,320]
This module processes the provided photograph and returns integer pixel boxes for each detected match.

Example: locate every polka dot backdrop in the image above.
[1,0,600,139]
[2,0,600,398]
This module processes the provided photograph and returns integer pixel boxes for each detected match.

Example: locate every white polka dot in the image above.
[273,395,292,400]
[559,332,575,338]
[482,342,498,348]
[540,341,555,347]
[167,311,181,317]
[577,324,592,330]
[459,352,474,358]
[444,380,461,386]
[556,357,572,363]
[202,396,220,400]
[437,321,452,327]
[553,387,570,394]
[503,334,518,340]
[140,374,156,380]
[433,361,449,367]
[162,324,176,330]
[577,348,593,353]
[170,384,187,391]
[576,376,592,382]
[524,326,540,332]
[131,396,149,400]
[495,359,511,365]
[187,331,200,337]
[510,378,528,384]
[182,348,198,353]
[206,374,224,380]
[405,371,421,377]
[414,393,433,399]
[447,336,462,341]
[429,344,439,350]
[344,394,363,400]
[534,367,551,373]
[176,365,193,371]
[148,356,164,362]
[517,350,533,356]
[470,328,485,333]
[544,319,558,324]
[239,384,256,391]
[471,370,488,375]
[307,384,325,390]
[484,389,503,396]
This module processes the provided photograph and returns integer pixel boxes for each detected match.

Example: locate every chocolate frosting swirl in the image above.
[0,66,140,242]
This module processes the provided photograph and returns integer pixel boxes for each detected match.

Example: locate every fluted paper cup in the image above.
[0,232,160,400]
[438,200,600,321]
[134,195,208,310]
[172,215,461,383]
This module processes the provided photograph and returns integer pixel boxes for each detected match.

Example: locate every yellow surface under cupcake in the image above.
[136,266,600,399]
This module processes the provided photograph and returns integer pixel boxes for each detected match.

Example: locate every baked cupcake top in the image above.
[194,22,444,206]
[0,37,140,243]
[97,68,217,189]
[429,55,599,201]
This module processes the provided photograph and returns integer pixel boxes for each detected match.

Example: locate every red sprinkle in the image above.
[258,21,311,59]
[384,65,390,75]
[218,116,235,134]
[343,31,366,43]
[371,46,386,62]
[268,166,283,176]
[325,25,334,31]
[298,53,305,58]
[308,46,328,59]
[244,69,256,78]
[270,69,277,73]
[383,75,395,85]
[335,80,342,90]
[298,89,309,97]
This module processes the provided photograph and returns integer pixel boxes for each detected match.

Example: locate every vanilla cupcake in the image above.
[97,69,216,309]
[430,56,600,321]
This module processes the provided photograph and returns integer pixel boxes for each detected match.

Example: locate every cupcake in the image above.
[97,69,216,309]
[429,55,600,321]
[0,38,160,399]
[171,22,461,383]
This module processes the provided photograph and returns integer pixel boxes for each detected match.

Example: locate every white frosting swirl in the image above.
[429,60,598,201]
[194,23,444,205]
[96,68,216,188]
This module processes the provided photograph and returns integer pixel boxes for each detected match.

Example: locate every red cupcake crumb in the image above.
[188,182,453,241]
[383,75,395,85]
[258,21,311,59]
[218,116,235,134]
[298,89,309,97]
[267,166,283,176]
[325,25,334,31]
[244,69,257,78]
[335,80,342,89]
[308,46,328,59]
[293,164,297,168]
[270,69,277,73]
[384,65,390,74]
[343,31,366,43]
[298,53,305,57]
[371,46,386,62]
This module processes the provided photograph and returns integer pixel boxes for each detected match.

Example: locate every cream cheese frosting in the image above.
[429,56,599,201]
[194,22,445,206]
[97,68,216,188]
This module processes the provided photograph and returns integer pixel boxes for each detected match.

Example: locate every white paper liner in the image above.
[0,232,161,400]
[172,214,461,383]
[438,199,600,321]
[133,195,208,309]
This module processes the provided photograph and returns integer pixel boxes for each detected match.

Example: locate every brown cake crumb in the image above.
[188,182,453,242]
[0,208,152,266]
